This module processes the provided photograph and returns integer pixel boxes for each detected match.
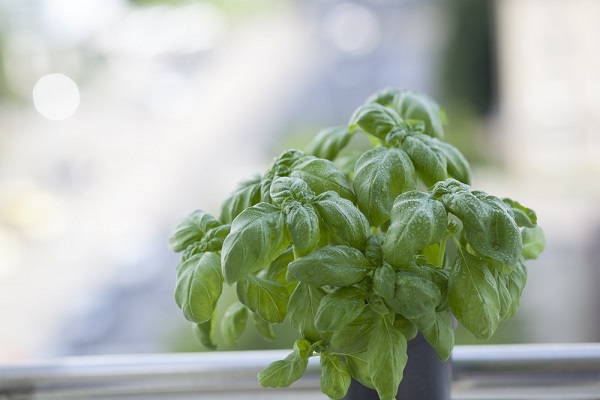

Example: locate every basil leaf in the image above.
[260,150,306,203]
[174,252,223,324]
[313,192,370,250]
[368,293,390,315]
[436,141,472,185]
[348,103,402,139]
[383,191,448,267]
[329,308,381,354]
[367,318,408,400]
[287,245,372,287]
[168,210,221,252]
[503,198,537,227]
[285,202,320,257]
[373,263,396,300]
[393,315,418,341]
[386,270,441,319]
[521,226,545,260]
[504,259,528,319]
[202,224,231,253]
[422,310,454,361]
[345,352,375,390]
[315,287,366,332]
[287,282,325,342]
[192,314,217,350]
[320,353,351,399]
[401,133,447,187]
[236,275,289,323]
[219,174,262,224]
[305,126,352,161]
[391,90,445,139]
[365,87,401,107]
[258,351,308,388]
[269,177,315,207]
[290,156,355,202]
[441,184,521,268]
[365,234,384,268]
[252,312,277,341]
[448,250,500,340]
[222,203,290,284]
[220,302,248,346]
[496,272,512,321]
[266,247,295,285]
[353,147,416,227]
[334,151,362,179]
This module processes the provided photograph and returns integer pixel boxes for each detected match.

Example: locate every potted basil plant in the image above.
[168,88,545,400]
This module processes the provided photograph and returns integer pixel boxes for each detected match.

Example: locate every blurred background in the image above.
[0,0,599,361]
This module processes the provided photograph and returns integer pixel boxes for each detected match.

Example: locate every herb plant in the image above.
[168,88,545,400]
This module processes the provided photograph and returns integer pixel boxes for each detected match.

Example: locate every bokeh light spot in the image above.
[33,73,80,121]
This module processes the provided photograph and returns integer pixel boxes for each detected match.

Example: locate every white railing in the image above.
[1,344,599,399]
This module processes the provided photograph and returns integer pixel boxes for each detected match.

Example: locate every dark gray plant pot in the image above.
[343,332,451,400]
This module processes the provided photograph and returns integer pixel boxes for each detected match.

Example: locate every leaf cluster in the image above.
[168,88,545,399]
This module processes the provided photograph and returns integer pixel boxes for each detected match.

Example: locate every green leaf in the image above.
[287,245,372,287]
[367,293,390,315]
[391,90,445,139]
[315,287,366,332]
[168,210,221,252]
[174,252,223,324]
[305,126,352,161]
[220,302,248,346]
[348,103,402,139]
[285,202,320,257]
[345,352,375,390]
[365,87,401,107]
[496,272,512,321]
[440,183,522,267]
[313,192,370,250]
[422,310,454,361]
[320,353,351,399]
[266,247,295,285]
[386,270,441,320]
[367,318,408,400]
[401,133,447,187]
[219,175,262,224]
[294,338,314,360]
[504,259,528,319]
[521,226,545,260]
[448,250,500,340]
[201,224,231,253]
[503,198,537,227]
[353,147,416,227]
[372,263,396,300]
[436,141,472,185]
[269,177,315,207]
[365,234,385,268]
[258,351,308,388]
[328,308,381,354]
[383,191,448,267]
[260,150,306,203]
[236,275,289,323]
[222,203,290,284]
[393,315,418,341]
[287,283,325,342]
[290,156,355,202]
[334,151,363,179]
[252,312,277,341]
[192,314,217,350]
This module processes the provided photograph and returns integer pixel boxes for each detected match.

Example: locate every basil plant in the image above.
[168,88,545,400]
